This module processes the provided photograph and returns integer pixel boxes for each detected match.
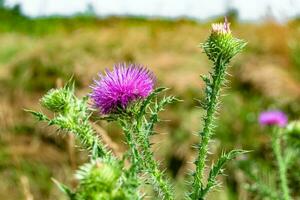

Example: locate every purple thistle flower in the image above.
[90,63,155,114]
[259,110,288,127]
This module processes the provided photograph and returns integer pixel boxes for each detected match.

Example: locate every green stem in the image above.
[271,128,291,200]
[119,120,142,182]
[191,57,227,200]
[120,118,173,199]
[76,121,110,159]
[136,128,174,200]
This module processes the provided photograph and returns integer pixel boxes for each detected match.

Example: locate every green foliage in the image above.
[53,159,138,200]
[27,80,143,199]
[239,160,279,199]
[271,128,291,200]
[241,124,300,200]
[202,149,248,197]
[115,88,177,200]
[28,80,177,199]
[75,160,126,200]
[0,4,29,33]
[27,81,110,159]
[290,43,300,69]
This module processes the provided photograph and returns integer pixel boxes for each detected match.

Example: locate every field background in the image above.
[0,6,300,200]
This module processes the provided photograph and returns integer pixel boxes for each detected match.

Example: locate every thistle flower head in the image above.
[259,110,288,127]
[91,63,155,114]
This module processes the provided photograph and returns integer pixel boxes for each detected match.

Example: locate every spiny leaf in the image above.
[24,109,49,122]
[52,178,76,200]
[200,74,211,85]
[201,149,249,196]
[138,87,168,117]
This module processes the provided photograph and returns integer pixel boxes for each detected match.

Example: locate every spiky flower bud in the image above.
[203,17,246,63]
[40,87,72,113]
[75,160,128,200]
[286,121,300,147]
[286,120,300,135]
[76,161,121,191]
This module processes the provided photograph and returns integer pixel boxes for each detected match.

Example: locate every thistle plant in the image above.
[27,63,177,200]
[26,82,140,200]
[240,110,299,200]
[189,18,246,199]
[27,18,247,200]
[90,64,176,199]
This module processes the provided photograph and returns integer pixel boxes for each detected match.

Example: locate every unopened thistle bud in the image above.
[203,17,246,63]
[75,160,125,200]
[40,88,72,113]
[286,120,300,136]
[76,160,121,191]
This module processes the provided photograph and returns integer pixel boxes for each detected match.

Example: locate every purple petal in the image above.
[90,63,155,114]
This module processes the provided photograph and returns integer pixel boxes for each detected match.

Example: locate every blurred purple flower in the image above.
[259,110,288,127]
[212,17,231,34]
[90,63,155,114]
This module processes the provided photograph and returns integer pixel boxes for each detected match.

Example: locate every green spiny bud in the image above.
[286,120,300,135]
[74,160,128,200]
[40,88,72,113]
[203,17,246,63]
[76,160,121,192]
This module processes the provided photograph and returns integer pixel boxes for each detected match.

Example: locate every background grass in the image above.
[0,6,300,200]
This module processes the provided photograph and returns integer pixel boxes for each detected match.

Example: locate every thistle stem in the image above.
[271,128,290,200]
[120,120,142,175]
[136,126,174,200]
[191,57,227,199]
[74,121,110,159]
[121,116,174,200]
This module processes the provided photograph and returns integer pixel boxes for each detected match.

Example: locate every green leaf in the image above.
[138,87,168,118]
[146,96,178,136]
[24,109,49,122]
[52,178,76,200]
[64,76,76,92]
[201,149,249,197]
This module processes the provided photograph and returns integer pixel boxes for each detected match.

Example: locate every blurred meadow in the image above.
[0,2,300,200]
